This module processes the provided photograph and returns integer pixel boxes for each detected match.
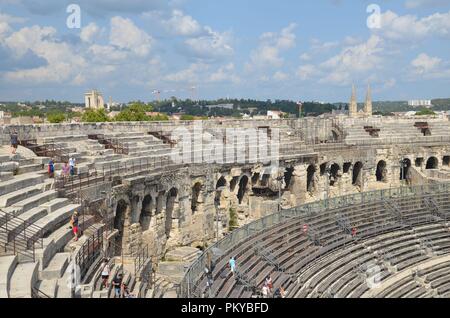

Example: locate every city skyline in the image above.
[0,0,450,102]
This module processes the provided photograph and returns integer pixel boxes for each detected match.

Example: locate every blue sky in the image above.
[0,0,450,103]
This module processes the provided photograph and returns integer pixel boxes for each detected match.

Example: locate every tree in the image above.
[416,108,436,116]
[114,102,153,122]
[47,112,66,123]
[82,109,110,122]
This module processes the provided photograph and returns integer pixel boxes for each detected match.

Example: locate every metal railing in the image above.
[0,209,44,262]
[178,182,450,298]
[75,225,105,282]
[133,244,150,278]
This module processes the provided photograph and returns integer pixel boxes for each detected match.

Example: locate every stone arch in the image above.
[114,199,129,256]
[237,175,249,204]
[307,164,317,194]
[443,156,450,167]
[376,160,387,182]
[400,158,412,181]
[191,182,203,214]
[140,195,154,232]
[215,176,227,208]
[330,128,341,142]
[426,157,438,170]
[230,177,239,192]
[329,163,340,186]
[352,162,364,186]
[165,188,178,238]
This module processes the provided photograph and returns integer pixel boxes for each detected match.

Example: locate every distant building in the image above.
[204,103,235,110]
[408,100,432,108]
[0,111,12,124]
[267,110,285,119]
[85,90,105,110]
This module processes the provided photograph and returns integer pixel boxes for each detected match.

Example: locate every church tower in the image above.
[364,84,373,117]
[349,84,358,118]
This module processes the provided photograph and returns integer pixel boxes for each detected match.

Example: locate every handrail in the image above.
[0,208,44,262]
[32,286,52,298]
[178,182,450,298]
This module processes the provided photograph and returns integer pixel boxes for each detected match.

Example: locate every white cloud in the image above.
[209,63,240,84]
[405,0,450,9]
[411,53,441,74]
[164,63,209,83]
[80,22,101,43]
[184,26,233,61]
[319,35,384,85]
[110,16,153,57]
[310,38,339,51]
[376,10,450,41]
[299,53,311,61]
[296,64,317,80]
[4,25,87,83]
[162,10,202,36]
[247,23,297,70]
[273,71,289,81]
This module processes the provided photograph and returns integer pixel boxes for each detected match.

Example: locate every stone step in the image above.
[17,163,44,175]
[11,190,58,214]
[8,261,39,298]
[0,184,43,208]
[0,174,45,197]
[35,279,58,298]
[41,252,71,280]
[40,198,70,214]
[16,204,81,242]
[0,161,19,173]
[0,255,18,298]
[4,206,48,242]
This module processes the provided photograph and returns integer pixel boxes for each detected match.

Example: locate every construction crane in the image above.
[152,89,161,102]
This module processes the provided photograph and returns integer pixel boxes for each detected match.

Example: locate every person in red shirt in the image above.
[352,227,358,237]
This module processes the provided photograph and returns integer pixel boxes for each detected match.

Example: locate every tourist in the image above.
[10,130,18,155]
[69,157,76,176]
[265,276,273,292]
[112,274,123,298]
[280,287,286,298]
[229,257,236,275]
[62,162,70,178]
[101,260,110,289]
[122,283,136,298]
[303,224,308,235]
[352,227,358,238]
[70,211,79,241]
[48,158,55,178]
[273,287,282,298]
[262,285,269,298]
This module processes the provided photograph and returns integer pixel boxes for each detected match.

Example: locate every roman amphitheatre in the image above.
[2,95,450,299]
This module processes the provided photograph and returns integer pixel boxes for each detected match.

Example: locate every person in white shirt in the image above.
[101,260,110,289]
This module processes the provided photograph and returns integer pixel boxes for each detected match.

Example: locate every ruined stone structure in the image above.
[2,114,450,298]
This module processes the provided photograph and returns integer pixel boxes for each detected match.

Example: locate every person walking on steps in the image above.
[10,130,18,155]
[70,211,79,241]
[101,259,110,289]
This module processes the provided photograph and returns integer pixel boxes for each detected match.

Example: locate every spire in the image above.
[364,84,372,117]
[349,84,358,118]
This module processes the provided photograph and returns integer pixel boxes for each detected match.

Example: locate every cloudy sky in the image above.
[0,0,450,103]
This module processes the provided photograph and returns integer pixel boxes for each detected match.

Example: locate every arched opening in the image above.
[415,158,424,167]
[191,183,203,214]
[140,195,153,232]
[307,165,316,194]
[329,163,340,186]
[237,176,249,204]
[251,173,260,186]
[331,129,340,142]
[443,156,450,167]
[400,159,412,180]
[284,167,294,191]
[165,188,178,238]
[230,177,239,192]
[352,162,364,186]
[376,161,387,182]
[343,162,352,174]
[215,177,227,208]
[426,157,438,170]
[422,128,432,136]
[320,163,327,176]
[114,200,128,256]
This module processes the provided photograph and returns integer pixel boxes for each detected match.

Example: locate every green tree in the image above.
[416,108,436,116]
[114,102,153,122]
[82,109,110,122]
[47,112,66,123]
